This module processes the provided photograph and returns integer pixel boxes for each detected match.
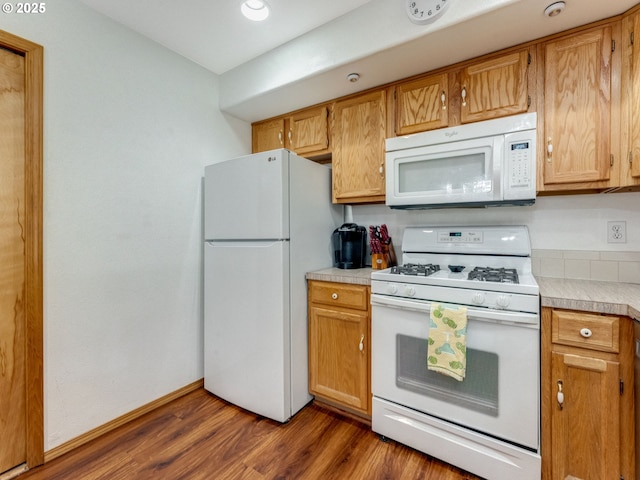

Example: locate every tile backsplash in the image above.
[532,250,640,284]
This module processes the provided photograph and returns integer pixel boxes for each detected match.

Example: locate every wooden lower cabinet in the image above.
[541,307,635,480]
[307,280,371,419]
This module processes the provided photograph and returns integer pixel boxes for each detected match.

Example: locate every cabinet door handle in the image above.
[556,380,564,410]
[331,292,338,300]
[461,86,467,107]
[547,137,553,162]
[379,163,384,176]
[288,129,293,145]
[278,130,283,145]
[441,90,447,110]
[359,334,365,353]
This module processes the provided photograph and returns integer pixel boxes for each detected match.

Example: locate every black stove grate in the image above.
[390,263,441,276]
[468,267,519,284]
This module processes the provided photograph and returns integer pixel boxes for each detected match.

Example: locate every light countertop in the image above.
[536,277,640,321]
[306,268,640,321]
[306,267,373,286]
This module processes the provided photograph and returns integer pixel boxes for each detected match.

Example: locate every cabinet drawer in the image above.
[551,310,620,353]
[309,281,368,311]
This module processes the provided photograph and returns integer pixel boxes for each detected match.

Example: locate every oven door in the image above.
[371,293,539,450]
[385,135,503,207]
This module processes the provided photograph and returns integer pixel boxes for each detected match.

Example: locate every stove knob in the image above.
[388,284,398,295]
[405,286,416,297]
[496,295,511,309]
[471,292,485,305]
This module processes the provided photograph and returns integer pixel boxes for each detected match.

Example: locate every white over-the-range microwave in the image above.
[385,112,537,209]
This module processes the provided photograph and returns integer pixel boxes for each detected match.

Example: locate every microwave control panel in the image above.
[504,130,536,201]
[507,141,533,188]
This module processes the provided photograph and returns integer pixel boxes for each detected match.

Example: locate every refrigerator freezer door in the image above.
[204,240,291,422]
[204,150,289,241]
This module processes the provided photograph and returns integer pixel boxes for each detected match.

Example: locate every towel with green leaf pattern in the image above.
[427,303,468,381]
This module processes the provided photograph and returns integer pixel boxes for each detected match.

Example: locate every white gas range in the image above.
[371,226,541,480]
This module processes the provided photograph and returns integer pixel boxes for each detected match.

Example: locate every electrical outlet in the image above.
[607,221,627,243]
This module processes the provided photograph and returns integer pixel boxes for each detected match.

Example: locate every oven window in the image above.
[396,334,499,417]
[398,151,490,194]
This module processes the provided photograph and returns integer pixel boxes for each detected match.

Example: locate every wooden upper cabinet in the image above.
[460,49,530,124]
[540,25,618,190]
[252,117,284,153]
[331,90,387,204]
[394,73,449,135]
[287,106,330,156]
[622,10,640,187]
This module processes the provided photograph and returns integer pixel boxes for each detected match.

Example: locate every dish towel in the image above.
[427,303,468,381]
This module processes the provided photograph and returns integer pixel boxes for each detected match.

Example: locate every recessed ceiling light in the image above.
[544,1,565,17]
[241,0,270,21]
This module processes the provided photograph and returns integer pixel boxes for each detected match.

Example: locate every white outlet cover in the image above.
[607,221,627,243]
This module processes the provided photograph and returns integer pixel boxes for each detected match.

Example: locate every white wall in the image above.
[3,0,250,450]
[352,192,640,252]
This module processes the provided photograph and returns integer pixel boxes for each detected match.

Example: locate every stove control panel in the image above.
[371,280,539,315]
[438,231,483,244]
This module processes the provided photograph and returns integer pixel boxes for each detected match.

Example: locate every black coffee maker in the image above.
[332,223,367,269]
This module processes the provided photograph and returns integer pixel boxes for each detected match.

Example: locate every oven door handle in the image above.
[371,294,539,327]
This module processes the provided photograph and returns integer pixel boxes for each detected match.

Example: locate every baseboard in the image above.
[43,378,204,463]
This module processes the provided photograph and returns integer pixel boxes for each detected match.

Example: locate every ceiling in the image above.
[80,0,638,122]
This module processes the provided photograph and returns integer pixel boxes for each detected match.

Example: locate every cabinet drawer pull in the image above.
[359,334,365,352]
[331,293,338,300]
[580,328,592,338]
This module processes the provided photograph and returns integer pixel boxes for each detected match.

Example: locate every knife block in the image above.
[372,240,397,270]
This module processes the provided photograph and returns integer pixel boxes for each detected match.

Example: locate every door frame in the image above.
[0,29,44,468]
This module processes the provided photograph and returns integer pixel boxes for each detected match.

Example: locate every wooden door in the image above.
[395,73,449,135]
[308,305,369,414]
[332,90,386,204]
[251,117,284,153]
[460,50,529,124]
[542,27,613,187]
[0,45,27,475]
[0,30,44,473]
[550,352,620,480]
[287,106,329,155]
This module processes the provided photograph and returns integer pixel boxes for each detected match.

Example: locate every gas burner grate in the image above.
[468,267,519,284]
[390,263,441,276]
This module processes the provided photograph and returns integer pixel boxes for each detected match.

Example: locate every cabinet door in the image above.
[252,117,285,153]
[395,73,449,135]
[542,27,613,188]
[308,305,369,415]
[625,12,640,185]
[332,90,386,204]
[288,106,329,156]
[460,50,529,124]
[550,351,620,480]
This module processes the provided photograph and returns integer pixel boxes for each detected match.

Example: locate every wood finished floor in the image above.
[19,389,483,479]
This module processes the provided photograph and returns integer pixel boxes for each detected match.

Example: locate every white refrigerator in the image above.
[203,149,340,422]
